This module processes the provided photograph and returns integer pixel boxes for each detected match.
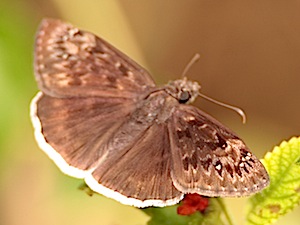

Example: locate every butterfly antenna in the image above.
[198,92,247,124]
[181,53,201,78]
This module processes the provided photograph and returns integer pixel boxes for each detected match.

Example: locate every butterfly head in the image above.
[165,77,201,104]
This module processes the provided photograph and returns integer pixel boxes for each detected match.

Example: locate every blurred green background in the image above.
[1,1,299,225]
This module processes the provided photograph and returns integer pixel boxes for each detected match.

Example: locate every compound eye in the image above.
[178,91,191,104]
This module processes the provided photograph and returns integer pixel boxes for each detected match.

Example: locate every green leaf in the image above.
[246,137,300,225]
[142,198,232,225]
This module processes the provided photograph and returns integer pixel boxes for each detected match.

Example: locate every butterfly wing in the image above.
[30,92,135,178]
[34,18,155,98]
[85,122,183,207]
[168,104,270,197]
[31,18,181,207]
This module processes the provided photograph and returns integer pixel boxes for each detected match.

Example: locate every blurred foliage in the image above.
[247,137,300,225]
[0,2,36,181]
[0,1,37,223]
[0,2,35,150]
[143,198,230,225]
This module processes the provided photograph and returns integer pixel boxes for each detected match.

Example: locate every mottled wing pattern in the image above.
[34,18,155,98]
[31,92,135,178]
[85,122,183,207]
[168,105,269,197]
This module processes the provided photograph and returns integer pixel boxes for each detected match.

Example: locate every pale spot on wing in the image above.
[39,64,45,70]
[64,41,79,55]
[61,53,69,59]
[52,72,68,79]
[46,45,54,51]
[69,28,79,36]
[58,79,72,87]
[53,62,66,70]
[198,124,208,130]
[189,116,195,120]
[62,34,68,41]
[127,71,134,77]
[215,163,222,171]
[116,83,124,90]
[81,32,96,46]
[47,39,55,44]
[98,53,109,58]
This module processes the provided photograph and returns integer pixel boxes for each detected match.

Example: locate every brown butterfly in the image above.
[30,18,269,207]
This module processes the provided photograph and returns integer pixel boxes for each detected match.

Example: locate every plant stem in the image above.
[216,198,234,225]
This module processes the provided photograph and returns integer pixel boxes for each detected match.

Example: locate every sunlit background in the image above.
[1,1,300,225]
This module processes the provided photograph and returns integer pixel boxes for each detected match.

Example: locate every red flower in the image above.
[177,194,209,216]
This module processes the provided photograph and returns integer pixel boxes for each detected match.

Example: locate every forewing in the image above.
[30,92,134,178]
[34,18,155,98]
[168,105,269,197]
[85,123,183,207]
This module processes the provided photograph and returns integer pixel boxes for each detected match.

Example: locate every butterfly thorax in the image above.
[164,78,200,104]
[131,90,174,125]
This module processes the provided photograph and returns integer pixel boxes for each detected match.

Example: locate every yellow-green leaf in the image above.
[246,137,300,225]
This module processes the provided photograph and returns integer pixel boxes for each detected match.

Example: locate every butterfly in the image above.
[30,18,269,207]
